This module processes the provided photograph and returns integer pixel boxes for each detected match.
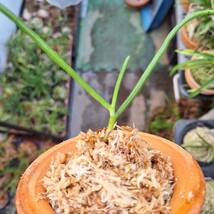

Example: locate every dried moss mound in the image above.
[43,127,174,214]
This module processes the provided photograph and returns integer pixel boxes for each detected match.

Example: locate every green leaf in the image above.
[189,76,214,97]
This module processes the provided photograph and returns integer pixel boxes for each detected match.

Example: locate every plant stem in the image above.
[107,114,117,131]
[115,9,214,119]
[0,3,111,111]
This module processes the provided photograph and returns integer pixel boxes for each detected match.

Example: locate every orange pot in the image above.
[185,68,214,95]
[16,132,205,214]
[181,27,198,50]
[125,0,150,9]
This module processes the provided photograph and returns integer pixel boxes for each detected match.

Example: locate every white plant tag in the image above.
[47,0,83,9]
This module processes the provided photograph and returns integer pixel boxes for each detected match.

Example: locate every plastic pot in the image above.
[16,132,205,214]
[174,119,214,178]
[185,68,214,95]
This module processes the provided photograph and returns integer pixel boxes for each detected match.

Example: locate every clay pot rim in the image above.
[180,0,190,12]
[181,3,211,50]
[181,2,200,50]
[125,0,150,9]
[16,132,205,214]
[185,68,214,95]
[181,26,198,50]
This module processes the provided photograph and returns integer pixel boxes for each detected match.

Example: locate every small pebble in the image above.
[23,9,31,20]
[53,32,61,38]
[42,27,50,34]
[62,27,70,34]
[37,9,49,19]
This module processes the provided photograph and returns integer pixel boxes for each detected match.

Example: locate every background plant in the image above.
[190,0,213,9]
[188,0,214,49]
[148,102,180,140]
[182,126,214,163]
[0,3,214,132]
[171,49,214,97]
[0,17,70,134]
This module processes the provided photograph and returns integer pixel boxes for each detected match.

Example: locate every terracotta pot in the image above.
[180,0,189,12]
[125,0,150,9]
[16,132,205,214]
[181,27,198,50]
[185,68,214,95]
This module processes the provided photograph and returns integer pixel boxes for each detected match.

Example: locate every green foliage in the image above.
[0,3,213,131]
[190,0,213,8]
[0,135,53,195]
[0,136,29,194]
[194,16,214,49]
[149,118,174,132]
[182,127,214,163]
[0,19,70,134]
[171,49,214,96]
[148,103,180,140]
[188,76,214,97]
[189,0,214,49]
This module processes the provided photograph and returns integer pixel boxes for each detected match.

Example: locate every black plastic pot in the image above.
[173,119,214,178]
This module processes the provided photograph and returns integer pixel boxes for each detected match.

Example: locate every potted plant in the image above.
[181,0,214,50]
[0,3,213,214]
[182,126,214,163]
[172,49,214,96]
[174,118,214,214]
[174,119,214,178]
